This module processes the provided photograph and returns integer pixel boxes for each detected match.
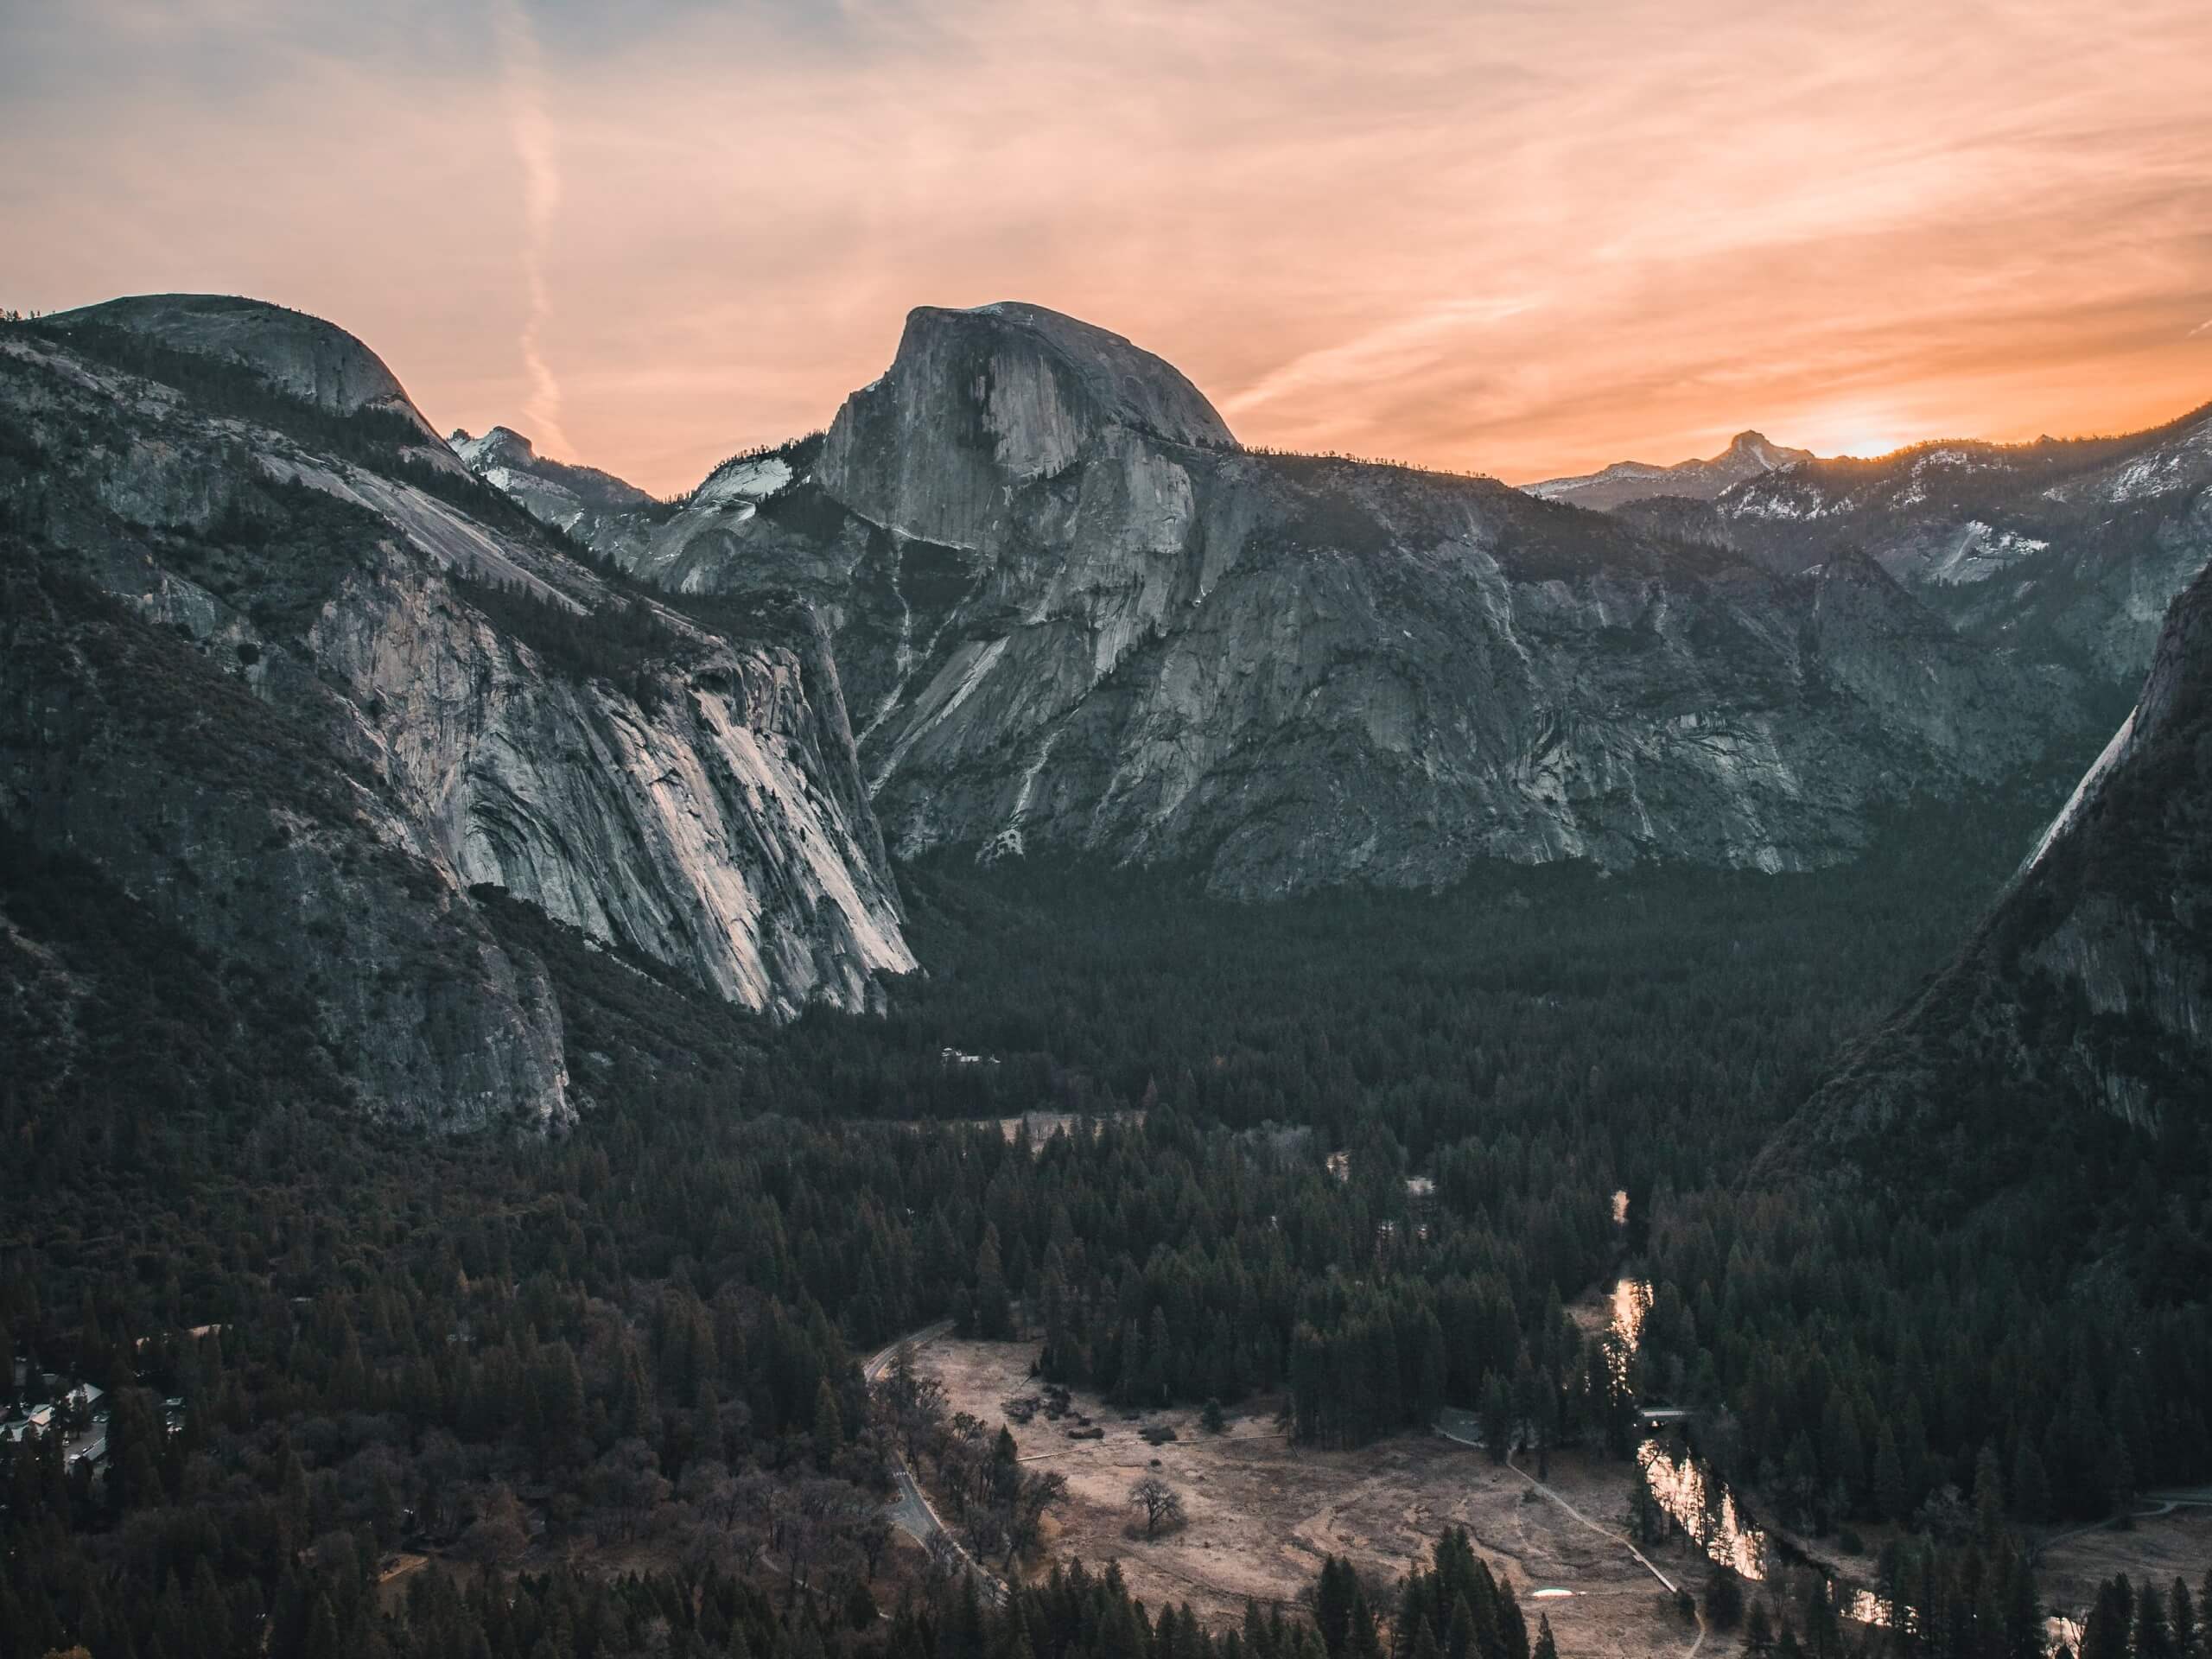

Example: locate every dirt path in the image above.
[378,1553,430,1586]
[1503,1459,1704,1656]
[1434,1418,1703,1655]
[2036,1497,2191,1560]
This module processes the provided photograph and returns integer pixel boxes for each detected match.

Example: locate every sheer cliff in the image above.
[0,300,913,1127]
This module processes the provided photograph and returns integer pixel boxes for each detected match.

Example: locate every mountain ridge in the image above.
[52,292,453,449]
[1621,400,2212,695]
[576,300,2100,896]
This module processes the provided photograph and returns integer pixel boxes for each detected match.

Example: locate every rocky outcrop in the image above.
[0,308,914,1127]
[1523,430,1815,512]
[1768,555,2212,1184]
[611,302,2089,897]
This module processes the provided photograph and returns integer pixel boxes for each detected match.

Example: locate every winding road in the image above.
[864,1324,1007,1604]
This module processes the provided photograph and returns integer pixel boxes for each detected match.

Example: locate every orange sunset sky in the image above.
[4,0,2209,498]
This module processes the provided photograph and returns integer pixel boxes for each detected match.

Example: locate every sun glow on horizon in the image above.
[1796,410,1916,461]
[3,0,2208,496]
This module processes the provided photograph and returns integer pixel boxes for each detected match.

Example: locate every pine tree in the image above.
[1315,1558,1357,1659]
[2138,1581,2177,1659]
[1706,1567,1745,1630]
[302,1592,340,1659]
[811,1377,844,1470]
[975,1227,1011,1339]
[1444,1593,1476,1659]
[1974,1442,2006,1541]
[1744,1600,1775,1656]
[2082,1577,2132,1659]
[2012,1439,2053,1525]
[1872,1422,1908,1524]
[1630,1460,1664,1543]
[2168,1577,2196,1658]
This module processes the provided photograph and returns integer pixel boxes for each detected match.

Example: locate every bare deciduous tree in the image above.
[1128,1473,1185,1539]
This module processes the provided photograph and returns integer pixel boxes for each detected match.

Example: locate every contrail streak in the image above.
[493,0,573,455]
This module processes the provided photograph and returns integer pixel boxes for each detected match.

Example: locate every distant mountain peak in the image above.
[1526,429,1815,512]
[449,425,541,468]
[447,422,654,543]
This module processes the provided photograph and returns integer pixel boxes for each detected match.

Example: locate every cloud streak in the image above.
[2,0,2207,493]
[492,0,571,456]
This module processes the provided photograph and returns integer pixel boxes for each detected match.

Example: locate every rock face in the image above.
[0,302,913,1128]
[2,550,576,1128]
[449,424,658,557]
[1768,555,2212,1185]
[1523,430,1816,512]
[816,301,1236,551]
[604,302,2091,896]
[1623,405,2212,697]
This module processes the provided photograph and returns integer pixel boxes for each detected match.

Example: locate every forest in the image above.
[5,737,2210,1657]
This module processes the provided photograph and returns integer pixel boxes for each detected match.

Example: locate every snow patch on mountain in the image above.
[1925,521,2050,586]
[694,455,794,509]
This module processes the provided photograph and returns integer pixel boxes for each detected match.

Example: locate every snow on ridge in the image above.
[694,455,794,509]
[1526,461,1671,499]
[1727,486,1830,521]
[2105,450,2191,503]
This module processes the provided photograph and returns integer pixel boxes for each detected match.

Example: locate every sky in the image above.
[3,0,2209,498]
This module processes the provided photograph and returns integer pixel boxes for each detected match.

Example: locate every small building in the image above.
[3,1403,56,1442]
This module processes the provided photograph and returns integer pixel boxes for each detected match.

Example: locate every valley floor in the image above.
[915,1338,1712,1659]
[915,1336,2212,1658]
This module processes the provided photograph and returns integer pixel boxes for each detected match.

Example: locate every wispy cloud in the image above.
[1220,297,1535,424]
[491,0,571,456]
[3,0,2208,492]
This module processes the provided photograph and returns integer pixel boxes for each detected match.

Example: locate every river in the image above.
[1611,1276,1910,1633]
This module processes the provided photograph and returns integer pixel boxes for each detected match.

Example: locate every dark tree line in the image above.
[447,569,685,688]
[2075,1570,2212,1659]
[1312,1530,1541,1659]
